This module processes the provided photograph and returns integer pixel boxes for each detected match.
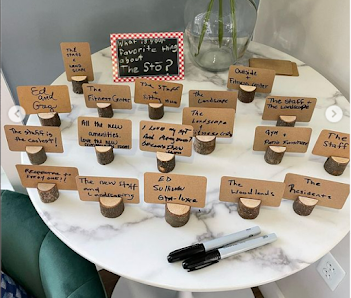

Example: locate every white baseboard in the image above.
[259,282,285,298]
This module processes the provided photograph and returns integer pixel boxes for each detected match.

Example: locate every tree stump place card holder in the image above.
[312,130,350,176]
[134,79,183,120]
[17,85,72,127]
[140,121,193,173]
[262,96,317,127]
[76,176,139,218]
[283,173,350,216]
[16,164,79,203]
[82,84,132,118]
[60,42,94,94]
[144,172,207,227]
[78,116,132,165]
[253,126,312,164]
[4,125,64,165]
[219,177,285,219]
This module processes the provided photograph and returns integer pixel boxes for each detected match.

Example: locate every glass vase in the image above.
[185,0,257,72]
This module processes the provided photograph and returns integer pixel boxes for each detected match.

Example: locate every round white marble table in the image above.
[24,42,350,292]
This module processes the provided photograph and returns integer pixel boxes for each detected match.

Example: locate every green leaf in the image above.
[230,0,238,60]
[218,0,223,47]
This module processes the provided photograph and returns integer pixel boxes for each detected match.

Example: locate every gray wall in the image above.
[2,0,187,104]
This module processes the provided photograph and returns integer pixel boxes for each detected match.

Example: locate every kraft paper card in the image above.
[16,165,79,190]
[312,130,350,158]
[189,90,237,110]
[182,107,235,138]
[144,172,207,208]
[4,125,63,153]
[76,176,139,203]
[284,173,350,209]
[249,58,293,76]
[17,85,71,114]
[82,84,132,109]
[134,79,183,107]
[262,96,317,122]
[291,63,299,76]
[78,117,132,149]
[60,42,94,81]
[219,177,285,207]
[140,121,193,156]
[253,126,312,153]
[227,65,275,93]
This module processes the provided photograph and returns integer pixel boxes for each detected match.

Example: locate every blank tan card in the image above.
[249,58,293,76]
[144,172,207,208]
[78,117,132,149]
[182,107,235,138]
[76,176,139,203]
[82,84,132,109]
[60,42,94,81]
[262,96,317,122]
[312,130,350,158]
[219,177,285,207]
[189,90,237,110]
[139,120,193,156]
[16,165,79,190]
[4,125,63,153]
[134,79,183,107]
[17,85,71,114]
[284,173,350,209]
[253,126,312,152]
[227,65,275,93]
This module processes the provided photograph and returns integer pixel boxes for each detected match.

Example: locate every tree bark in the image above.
[194,136,216,155]
[97,103,114,118]
[238,85,256,103]
[293,196,318,216]
[72,75,88,94]
[26,146,47,165]
[276,115,297,127]
[324,156,349,176]
[37,183,59,203]
[95,146,114,165]
[38,112,61,127]
[99,197,125,218]
[237,198,261,219]
[165,203,191,227]
[148,103,164,120]
[264,146,286,165]
[157,152,175,173]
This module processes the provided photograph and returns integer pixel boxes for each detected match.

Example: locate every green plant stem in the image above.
[230,0,238,60]
[195,0,214,57]
[218,0,223,47]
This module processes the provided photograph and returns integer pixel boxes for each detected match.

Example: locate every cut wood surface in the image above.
[37,183,59,203]
[238,85,256,103]
[97,103,114,118]
[95,146,114,165]
[38,112,61,127]
[237,198,262,219]
[148,103,164,120]
[72,75,88,94]
[99,197,124,218]
[264,146,286,164]
[293,196,318,216]
[324,156,349,176]
[157,152,175,173]
[165,203,191,227]
[26,146,47,165]
[194,136,216,155]
[277,115,297,127]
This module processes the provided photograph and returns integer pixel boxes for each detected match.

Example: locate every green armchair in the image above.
[1,190,107,298]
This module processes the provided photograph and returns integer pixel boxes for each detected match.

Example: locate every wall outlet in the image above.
[317,252,346,291]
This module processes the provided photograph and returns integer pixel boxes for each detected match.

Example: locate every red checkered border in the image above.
[110,32,184,83]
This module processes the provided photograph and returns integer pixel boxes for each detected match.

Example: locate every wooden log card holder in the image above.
[238,85,257,103]
[38,112,62,127]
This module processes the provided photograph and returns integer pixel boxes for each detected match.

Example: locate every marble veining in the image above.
[24,42,349,292]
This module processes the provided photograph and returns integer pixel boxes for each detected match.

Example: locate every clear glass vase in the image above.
[185,0,257,72]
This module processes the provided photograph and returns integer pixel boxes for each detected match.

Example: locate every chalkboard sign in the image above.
[110,32,184,82]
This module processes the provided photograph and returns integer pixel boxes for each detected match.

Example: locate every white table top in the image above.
[24,42,350,292]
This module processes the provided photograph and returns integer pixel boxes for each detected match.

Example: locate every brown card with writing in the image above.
[134,79,183,107]
[227,65,275,93]
[60,42,94,81]
[144,172,207,208]
[140,120,193,156]
[253,126,312,153]
[16,164,79,190]
[76,176,139,203]
[82,84,132,109]
[182,107,235,138]
[4,125,63,153]
[262,96,317,122]
[312,130,350,158]
[249,58,293,76]
[78,117,132,149]
[189,90,237,110]
[17,85,71,114]
[219,176,285,207]
[284,173,350,209]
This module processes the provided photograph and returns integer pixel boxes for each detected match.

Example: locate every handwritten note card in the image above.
[219,177,285,207]
[189,90,237,110]
[83,84,132,109]
[76,176,139,203]
[284,173,350,209]
[140,121,193,156]
[182,108,235,138]
[17,85,71,114]
[253,126,312,152]
[312,130,350,158]
[144,172,207,208]
[227,65,275,93]
[60,42,94,81]
[4,125,63,152]
[134,79,183,107]
[249,58,293,76]
[262,96,317,122]
[78,117,132,149]
[110,32,184,82]
[16,165,79,190]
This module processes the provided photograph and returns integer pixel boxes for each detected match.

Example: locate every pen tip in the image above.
[182,261,189,269]
[167,255,173,263]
